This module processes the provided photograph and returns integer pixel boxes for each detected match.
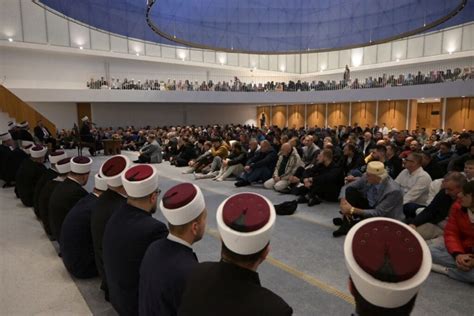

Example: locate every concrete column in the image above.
[441,98,447,130]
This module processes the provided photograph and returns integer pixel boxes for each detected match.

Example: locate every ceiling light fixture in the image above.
[8,38,13,42]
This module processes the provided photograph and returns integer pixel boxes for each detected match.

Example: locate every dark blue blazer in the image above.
[103,203,168,316]
[60,193,98,278]
[139,238,198,316]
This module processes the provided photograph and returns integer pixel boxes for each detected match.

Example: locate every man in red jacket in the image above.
[429,181,474,283]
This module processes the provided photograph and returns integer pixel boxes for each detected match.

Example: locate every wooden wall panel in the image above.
[351,101,376,127]
[272,105,287,128]
[288,104,305,129]
[307,104,325,128]
[257,106,271,128]
[416,102,441,131]
[446,97,474,131]
[0,85,56,135]
[378,100,407,131]
[77,103,92,128]
[327,102,349,127]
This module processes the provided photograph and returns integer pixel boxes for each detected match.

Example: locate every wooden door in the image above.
[77,103,92,127]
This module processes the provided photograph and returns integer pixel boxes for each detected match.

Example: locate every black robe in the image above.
[33,168,58,218]
[0,144,12,181]
[103,203,168,316]
[2,148,28,183]
[91,189,127,299]
[15,158,46,207]
[48,177,88,241]
[60,193,98,278]
[38,178,62,238]
[178,261,293,316]
[139,238,198,316]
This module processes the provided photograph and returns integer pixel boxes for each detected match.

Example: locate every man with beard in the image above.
[139,183,207,316]
[103,165,168,315]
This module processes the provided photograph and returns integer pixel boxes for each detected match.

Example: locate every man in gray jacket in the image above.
[135,134,162,164]
[333,161,404,237]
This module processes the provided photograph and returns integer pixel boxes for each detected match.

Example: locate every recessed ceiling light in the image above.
[136,52,140,56]
[387,99,391,101]
[462,96,465,98]
[8,38,13,42]
[396,58,400,62]
[79,46,83,50]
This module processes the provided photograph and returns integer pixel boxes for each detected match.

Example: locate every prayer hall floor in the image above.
[1,150,471,315]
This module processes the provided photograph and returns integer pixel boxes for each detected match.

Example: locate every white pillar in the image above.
[325,103,328,127]
[406,100,410,130]
[442,98,447,130]
[375,100,379,125]
[348,102,352,126]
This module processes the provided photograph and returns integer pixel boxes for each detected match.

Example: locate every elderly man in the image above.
[406,172,466,240]
[358,132,375,158]
[264,143,303,193]
[333,161,404,237]
[301,135,320,166]
[429,181,474,284]
[235,140,278,187]
[178,193,293,315]
[135,134,162,164]
[396,153,432,213]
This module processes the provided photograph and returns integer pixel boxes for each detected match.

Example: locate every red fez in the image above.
[102,156,128,177]
[222,193,271,233]
[162,183,197,209]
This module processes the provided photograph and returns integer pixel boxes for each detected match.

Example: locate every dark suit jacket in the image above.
[139,238,198,316]
[406,189,455,227]
[358,140,376,157]
[15,158,46,207]
[18,129,34,142]
[178,261,293,316]
[48,177,88,241]
[39,179,62,237]
[0,144,11,181]
[91,189,127,294]
[2,148,28,182]
[103,203,168,316]
[34,168,58,218]
[34,126,52,141]
[60,193,99,279]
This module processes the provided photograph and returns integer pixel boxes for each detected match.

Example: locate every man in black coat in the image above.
[91,155,131,301]
[48,156,91,241]
[60,174,108,278]
[103,164,168,316]
[2,142,29,188]
[34,120,56,150]
[15,145,48,208]
[421,152,444,180]
[33,151,66,218]
[139,183,207,316]
[178,192,293,316]
[235,140,278,187]
[16,121,34,142]
[0,132,14,184]
[358,132,376,158]
[38,157,71,239]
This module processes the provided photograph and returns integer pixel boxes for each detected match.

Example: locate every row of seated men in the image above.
[0,129,450,315]
[166,131,474,284]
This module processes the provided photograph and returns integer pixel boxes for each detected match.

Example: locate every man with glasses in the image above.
[103,165,168,315]
[395,153,432,214]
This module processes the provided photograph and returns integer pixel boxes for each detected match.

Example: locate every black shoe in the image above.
[235,180,250,187]
[307,197,322,207]
[332,217,343,226]
[3,182,14,188]
[133,160,140,163]
[296,196,308,204]
[332,217,353,237]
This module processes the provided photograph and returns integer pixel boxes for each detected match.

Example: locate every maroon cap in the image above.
[24,144,33,149]
[50,151,65,156]
[72,156,91,164]
[222,193,271,233]
[57,157,72,165]
[124,165,154,182]
[162,183,197,209]
[101,156,127,176]
[352,220,423,283]
[31,145,44,151]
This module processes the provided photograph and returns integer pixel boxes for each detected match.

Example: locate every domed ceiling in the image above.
[39,0,474,54]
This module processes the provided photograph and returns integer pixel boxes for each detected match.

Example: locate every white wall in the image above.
[91,103,257,128]
[28,102,77,130]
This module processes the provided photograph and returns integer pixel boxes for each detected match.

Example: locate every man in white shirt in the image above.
[395,153,432,210]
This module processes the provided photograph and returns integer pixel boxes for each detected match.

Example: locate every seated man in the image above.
[213,141,247,181]
[395,153,432,212]
[297,149,344,206]
[34,120,56,150]
[301,135,320,166]
[194,137,230,179]
[464,159,474,182]
[264,143,303,193]
[60,174,108,279]
[178,192,293,316]
[421,152,444,180]
[341,143,365,177]
[344,218,431,316]
[406,172,466,240]
[333,161,404,237]
[103,165,168,315]
[429,181,474,284]
[170,137,197,167]
[183,141,213,173]
[235,140,278,187]
[139,183,207,316]
[135,134,162,164]
[15,145,48,208]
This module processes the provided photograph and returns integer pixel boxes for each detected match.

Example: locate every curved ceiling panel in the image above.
[39,0,474,54]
